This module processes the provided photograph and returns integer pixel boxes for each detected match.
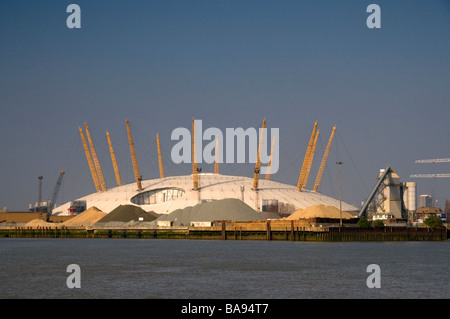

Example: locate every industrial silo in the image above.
[403,182,417,212]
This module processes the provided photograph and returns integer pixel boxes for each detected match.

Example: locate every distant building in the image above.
[415,206,443,223]
[418,194,432,208]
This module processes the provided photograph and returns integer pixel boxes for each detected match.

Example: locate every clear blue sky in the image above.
[1,0,449,211]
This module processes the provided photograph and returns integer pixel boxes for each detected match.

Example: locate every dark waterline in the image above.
[0,238,448,299]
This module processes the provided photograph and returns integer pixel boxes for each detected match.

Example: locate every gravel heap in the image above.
[95,204,157,227]
[286,204,354,220]
[154,198,262,226]
[63,206,107,227]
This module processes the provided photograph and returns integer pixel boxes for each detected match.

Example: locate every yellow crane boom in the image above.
[265,134,277,180]
[106,131,122,186]
[84,123,107,191]
[126,119,142,191]
[297,122,317,191]
[79,127,101,192]
[252,118,266,190]
[157,133,165,179]
[313,126,336,192]
[302,129,319,189]
[192,117,199,190]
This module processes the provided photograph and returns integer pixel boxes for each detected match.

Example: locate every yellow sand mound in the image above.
[25,219,58,228]
[286,204,354,220]
[63,206,107,226]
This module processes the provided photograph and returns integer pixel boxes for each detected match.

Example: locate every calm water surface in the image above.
[0,238,448,299]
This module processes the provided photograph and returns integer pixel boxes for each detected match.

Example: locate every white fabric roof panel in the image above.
[53,173,358,215]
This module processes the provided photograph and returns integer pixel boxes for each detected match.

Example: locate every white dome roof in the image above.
[53,173,357,216]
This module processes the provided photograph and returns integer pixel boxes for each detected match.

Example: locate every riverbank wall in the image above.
[0,221,447,241]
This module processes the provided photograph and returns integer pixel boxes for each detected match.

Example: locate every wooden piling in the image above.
[290,221,295,241]
[266,221,271,240]
[221,221,226,240]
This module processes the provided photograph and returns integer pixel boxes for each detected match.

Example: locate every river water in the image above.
[0,238,448,299]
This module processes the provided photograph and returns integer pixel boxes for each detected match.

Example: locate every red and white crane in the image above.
[410,158,450,178]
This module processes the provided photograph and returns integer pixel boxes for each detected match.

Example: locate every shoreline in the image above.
[1,224,447,241]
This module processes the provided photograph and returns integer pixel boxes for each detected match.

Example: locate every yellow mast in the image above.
[265,134,276,180]
[156,133,165,179]
[192,117,199,190]
[297,122,317,191]
[84,123,107,191]
[302,129,319,189]
[106,131,122,186]
[214,135,219,174]
[313,126,336,192]
[79,127,101,192]
[126,119,142,191]
[252,118,266,190]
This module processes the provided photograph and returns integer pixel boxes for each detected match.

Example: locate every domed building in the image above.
[53,173,358,217]
[53,119,358,218]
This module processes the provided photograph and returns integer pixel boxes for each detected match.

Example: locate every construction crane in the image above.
[252,118,266,190]
[411,158,450,179]
[313,126,336,192]
[410,174,450,178]
[192,117,199,190]
[126,119,142,191]
[265,134,277,180]
[297,122,318,191]
[415,158,450,164]
[79,127,101,192]
[47,170,65,219]
[84,123,107,191]
[106,131,122,186]
[157,133,165,179]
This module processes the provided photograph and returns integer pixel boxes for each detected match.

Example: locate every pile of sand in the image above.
[286,204,354,220]
[95,205,157,225]
[63,206,107,227]
[154,198,262,226]
[25,219,59,228]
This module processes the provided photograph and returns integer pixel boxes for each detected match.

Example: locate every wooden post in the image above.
[291,220,295,241]
[266,220,271,240]
[221,221,226,240]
